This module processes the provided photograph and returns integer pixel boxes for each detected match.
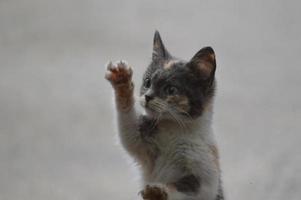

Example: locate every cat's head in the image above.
[140,31,216,121]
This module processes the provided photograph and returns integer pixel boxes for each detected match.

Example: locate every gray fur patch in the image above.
[174,174,201,194]
[138,115,158,138]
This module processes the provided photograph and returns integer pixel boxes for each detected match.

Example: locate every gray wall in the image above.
[0,0,300,200]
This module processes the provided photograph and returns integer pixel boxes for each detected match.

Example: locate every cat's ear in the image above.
[188,46,216,84]
[152,30,171,61]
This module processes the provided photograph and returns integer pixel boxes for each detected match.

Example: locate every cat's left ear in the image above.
[188,46,216,84]
[152,30,171,61]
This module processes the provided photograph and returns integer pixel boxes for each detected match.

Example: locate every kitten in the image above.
[105,31,223,200]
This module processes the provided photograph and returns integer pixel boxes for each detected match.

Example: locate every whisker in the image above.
[139,96,192,132]
[167,104,194,124]
[145,103,162,131]
[148,101,164,112]
[175,109,194,123]
[168,109,187,132]
[152,100,167,109]
[150,99,188,131]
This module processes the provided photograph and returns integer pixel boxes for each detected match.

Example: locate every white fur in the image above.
[114,96,220,200]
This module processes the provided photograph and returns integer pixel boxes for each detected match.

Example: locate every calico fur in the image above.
[105,31,223,200]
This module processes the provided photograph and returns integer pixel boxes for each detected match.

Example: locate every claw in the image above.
[106,61,113,70]
[105,71,112,80]
[127,68,133,77]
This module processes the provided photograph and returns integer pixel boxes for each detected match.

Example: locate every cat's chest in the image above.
[153,123,203,150]
[137,115,211,150]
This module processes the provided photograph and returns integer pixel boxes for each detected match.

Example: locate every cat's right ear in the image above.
[152,30,171,61]
[187,47,216,85]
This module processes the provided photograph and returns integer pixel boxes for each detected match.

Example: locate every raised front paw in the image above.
[140,185,168,200]
[105,60,133,87]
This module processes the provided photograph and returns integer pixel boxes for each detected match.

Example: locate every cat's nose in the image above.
[145,95,153,103]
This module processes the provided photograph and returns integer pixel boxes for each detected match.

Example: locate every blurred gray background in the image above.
[1,0,300,200]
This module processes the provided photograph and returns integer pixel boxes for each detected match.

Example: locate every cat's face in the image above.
[140,31,216,121]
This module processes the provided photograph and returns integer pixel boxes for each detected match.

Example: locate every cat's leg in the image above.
[105,61,145,156]
[140,176,219,200]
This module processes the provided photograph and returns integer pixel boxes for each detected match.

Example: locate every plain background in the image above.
[1,0,300,200]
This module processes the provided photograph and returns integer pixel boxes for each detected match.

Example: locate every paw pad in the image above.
[105,61,133,86]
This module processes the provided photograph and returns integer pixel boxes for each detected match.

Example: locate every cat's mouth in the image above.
[141,102,161,118]
[144,104,160,117]
[139,96,166,117]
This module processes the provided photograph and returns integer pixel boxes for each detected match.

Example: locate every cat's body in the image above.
[105,31,223,200]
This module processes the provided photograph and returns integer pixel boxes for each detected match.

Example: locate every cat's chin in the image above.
[143,107,160,118]
[140,99,160,118]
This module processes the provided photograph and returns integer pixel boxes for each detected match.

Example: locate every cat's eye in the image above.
[165,86,178,95]
[144,78,151,88]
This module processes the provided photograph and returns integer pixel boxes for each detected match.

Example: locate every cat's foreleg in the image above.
[105,61,143,156]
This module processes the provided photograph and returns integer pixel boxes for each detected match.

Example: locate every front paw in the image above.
[105,60,133,87]
[140,185,168,200]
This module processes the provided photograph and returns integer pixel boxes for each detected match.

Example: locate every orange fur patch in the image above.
[114,82,134,112]
[164,60,178,70]
[209,53,215,60]
[166,95,190,113]
[203,97,214,112]
[209,145,220,170]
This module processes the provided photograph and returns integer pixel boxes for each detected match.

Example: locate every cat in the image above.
[105,31,223,200]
